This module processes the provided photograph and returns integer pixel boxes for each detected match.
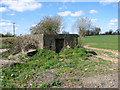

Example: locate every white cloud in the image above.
[0,27,12,32]
[100,0,119,5]
[62,0,69,2]
[32,24,37,27]
[89,10,98,14]
[49,14,53,17]
[57,10,84,17]
[108,18,118,26]
[108,25,112,28]
[57,11,71,16]
[7,13,15,16]
[0,0,42,12]
[0,19,12,28]
[0,19,18,34]
[110,18,118,22]
[108,25,118,30]
[58,7,63,10]
[0,22,12,26]
[109,22,115,25]
[0,7,7,12]
[71,11,84,16]
[90,18,97,22]
[0,26,18,34]
[100,0,119,2]
[108,18,118,30]
[0,19,11,22]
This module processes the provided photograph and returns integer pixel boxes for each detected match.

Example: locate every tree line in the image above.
[30,15,119,37]
[102,29,120,35]
[0,32,14,37]
[1,15,119,37]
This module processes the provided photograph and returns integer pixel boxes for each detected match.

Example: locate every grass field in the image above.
[82,35,118,50]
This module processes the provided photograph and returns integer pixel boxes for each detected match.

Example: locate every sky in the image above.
[0,0,118,36]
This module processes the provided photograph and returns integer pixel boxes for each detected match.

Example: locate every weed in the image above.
[40,83,51,88]
[40,80,62,88]
[69,78,80,82]
[2,47,114,88]
[2,51,11,58]
[68,73,75,77]
[0,46,8,49]
[2,37,15,49]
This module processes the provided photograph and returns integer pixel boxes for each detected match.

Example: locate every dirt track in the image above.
[84,44,118,55]
[84,44,118,63]
[82,44,118,88]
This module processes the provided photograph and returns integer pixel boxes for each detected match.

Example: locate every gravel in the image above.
[81,72,118,88]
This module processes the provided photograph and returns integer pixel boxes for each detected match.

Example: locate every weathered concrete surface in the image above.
[22,34,79,52]
[43,34,79,52]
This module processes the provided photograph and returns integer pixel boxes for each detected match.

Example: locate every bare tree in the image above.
[94,27,101,35]
[74,17,91,47]
[74,17,92,37]
[116,29,120,35]
[73,17,92,47]
[108,29,113,35]
[30,15,63,34]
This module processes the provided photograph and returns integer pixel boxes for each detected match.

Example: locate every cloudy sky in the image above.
[0,0,118,35]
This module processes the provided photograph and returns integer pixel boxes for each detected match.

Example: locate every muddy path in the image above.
[84,44,118,55]
[84,44,118,63]
[81,45,118,88]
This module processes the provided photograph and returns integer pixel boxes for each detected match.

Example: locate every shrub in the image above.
[7,36,39,55]
[9,37,23,55]
[2,37,15,48]
[2,51,11,58]
[30,49,58,61]
[59,47,88,60]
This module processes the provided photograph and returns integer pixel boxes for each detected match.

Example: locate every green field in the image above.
[82,35,118,50]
